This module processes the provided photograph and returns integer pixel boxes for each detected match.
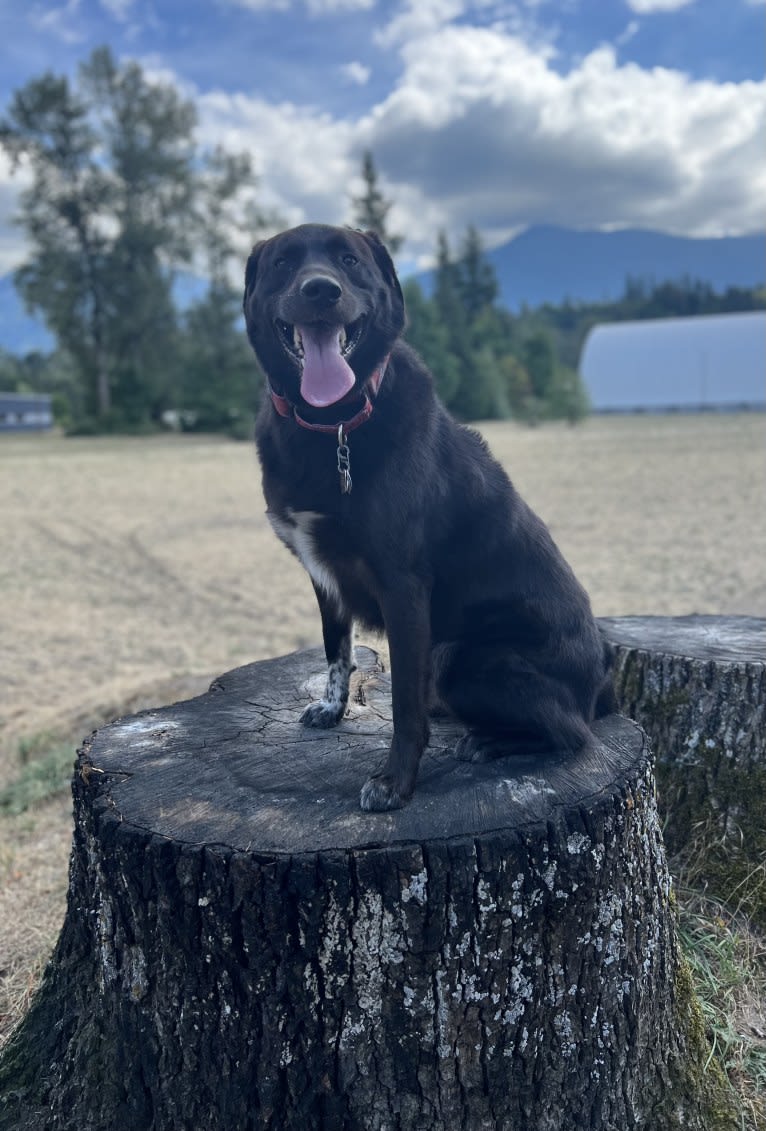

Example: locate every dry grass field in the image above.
[1,413,765,1101]
[3,413,764,759]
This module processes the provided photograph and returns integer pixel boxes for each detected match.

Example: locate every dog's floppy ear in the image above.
[361,229,404,307]
[243,241,265,307]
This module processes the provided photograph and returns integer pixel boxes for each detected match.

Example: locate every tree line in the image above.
[1,49,763,434]
[401,230,589,425]
[513,276,766,376]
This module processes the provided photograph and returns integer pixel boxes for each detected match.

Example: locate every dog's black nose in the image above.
[300,275,342,304]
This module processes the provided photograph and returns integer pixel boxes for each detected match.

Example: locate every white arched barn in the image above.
[579,311,766,412]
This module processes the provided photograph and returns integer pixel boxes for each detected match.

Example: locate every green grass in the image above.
[678,885,766,1131]
[0,738,74,816]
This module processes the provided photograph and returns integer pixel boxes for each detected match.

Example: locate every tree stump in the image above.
[0,647,732,1131]
[601,615,766,925]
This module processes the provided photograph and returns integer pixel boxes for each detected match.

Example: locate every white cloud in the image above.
[195,91,357,231]
[340,61,371,85]
[615,19,640,46]
[0,155,31,275]
[625,0,695,11]
[99,0,136,18]
[306,0,375,9]
[190,21,766,262]
[375,0,465,49]
[224,0,290,9]
[29,0,87,44]
[2,11,763,275]
[355,26,766,250]
[227,0,374,11]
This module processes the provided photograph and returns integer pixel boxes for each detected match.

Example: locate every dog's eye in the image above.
[341,253,358,267]
[273,257,289,270]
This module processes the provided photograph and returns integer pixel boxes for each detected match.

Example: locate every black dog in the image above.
[244,223,613,811]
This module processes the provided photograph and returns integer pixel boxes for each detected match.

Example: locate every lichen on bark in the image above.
[604,616,766,928]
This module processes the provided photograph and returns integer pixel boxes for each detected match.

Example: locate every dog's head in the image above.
[243,224,405,409]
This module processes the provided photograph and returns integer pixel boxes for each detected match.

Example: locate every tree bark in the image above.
[0,647,733,1131]
[601,615,765,925]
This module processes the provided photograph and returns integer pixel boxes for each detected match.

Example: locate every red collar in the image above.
[269,356,389,434]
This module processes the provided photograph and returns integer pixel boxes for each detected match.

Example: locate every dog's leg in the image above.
[301,584,355,729]
[360,582,430,811]
[434,641,592,762]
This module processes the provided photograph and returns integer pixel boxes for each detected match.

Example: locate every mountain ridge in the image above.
[416,225,765,310]
[1,226,764,356]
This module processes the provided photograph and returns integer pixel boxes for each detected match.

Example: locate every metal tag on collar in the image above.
[337,423,352,494]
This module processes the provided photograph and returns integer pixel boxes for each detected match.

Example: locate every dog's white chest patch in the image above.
[268,509,343,608]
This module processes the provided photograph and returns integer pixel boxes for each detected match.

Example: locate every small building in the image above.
[579,311,766,412]
[0,392,54,432]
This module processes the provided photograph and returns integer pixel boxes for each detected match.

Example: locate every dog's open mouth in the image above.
[275,317,365,407]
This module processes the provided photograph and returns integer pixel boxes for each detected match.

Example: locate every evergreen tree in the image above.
[545,365,589,424]
[433,231,462,323]
[431,231,479,415]
[350,151,403,253]
[448,346,508,422]
[521,332,557,400]
[455,226,499,322]
[498,354,533,417]
[401,279,460,404]
[432,228,513,420]
[433,230,474,365]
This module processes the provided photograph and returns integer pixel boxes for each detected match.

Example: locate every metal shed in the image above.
[0,392,54,431]
[579,311,766,412]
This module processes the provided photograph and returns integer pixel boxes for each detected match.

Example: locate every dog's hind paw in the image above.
[359,774,405,812]
[300,700,345,729]
[454,732,512,763]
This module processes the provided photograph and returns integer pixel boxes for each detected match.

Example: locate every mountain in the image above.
[0,274,53,355]
[0,272,209,357]
[1,227,764,356]
[413,226,766,310]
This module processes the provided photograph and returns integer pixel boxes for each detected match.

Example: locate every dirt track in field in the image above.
[1,413,764,769]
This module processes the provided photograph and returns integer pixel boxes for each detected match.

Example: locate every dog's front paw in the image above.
[359,774,406,812]
[300,700,345,729]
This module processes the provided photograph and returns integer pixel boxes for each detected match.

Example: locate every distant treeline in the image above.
[391,219,764,424]
[513,276,766,373]
[401,229,590,424]
[1,49,763,433]
[5,263,761,433]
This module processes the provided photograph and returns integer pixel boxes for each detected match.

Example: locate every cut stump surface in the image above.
[85,646,647,851]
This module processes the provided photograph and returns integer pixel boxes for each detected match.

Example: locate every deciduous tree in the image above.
[1,48,196,428]
[178,147,275,435]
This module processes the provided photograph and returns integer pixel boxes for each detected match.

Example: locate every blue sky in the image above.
[0,0,764,273]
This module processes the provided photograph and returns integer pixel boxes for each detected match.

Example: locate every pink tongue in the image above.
[298,324,355,407]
